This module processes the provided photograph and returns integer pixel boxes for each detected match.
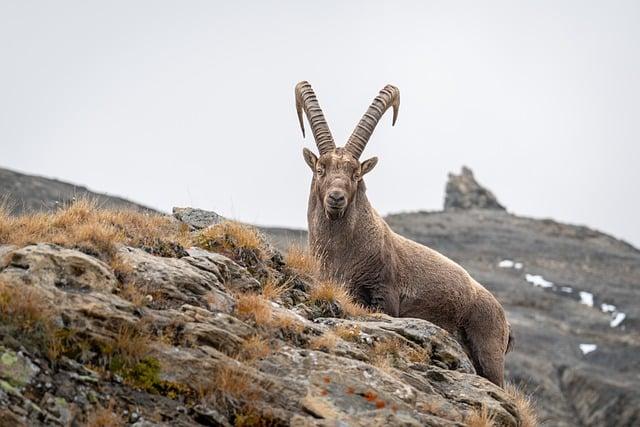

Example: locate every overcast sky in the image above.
[1,1,639,247]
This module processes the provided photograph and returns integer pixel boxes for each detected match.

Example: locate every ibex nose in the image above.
[328,191,346,206]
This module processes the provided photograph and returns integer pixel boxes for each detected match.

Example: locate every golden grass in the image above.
[284,244,319,277]
[0,280,62,357]
[0,199,190,262]
[332,324,361,342]
[261,276,289,301]
[238,335,272,362]
[195,221,264,256]
[309,280,371,317]
[85,401,123,427]
[504,383,538,427]
[234,293,273,326]
[369,337,428,370]
[271,312,305,335]
[197,365,259,407]
[308,331,338,352]
[100,323,151,369]
[465,405,496,427]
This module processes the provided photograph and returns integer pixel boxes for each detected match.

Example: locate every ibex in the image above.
[295,81,512,386]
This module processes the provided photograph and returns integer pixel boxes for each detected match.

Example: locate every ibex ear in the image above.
[302,148,318,170]
[360,157,378,176]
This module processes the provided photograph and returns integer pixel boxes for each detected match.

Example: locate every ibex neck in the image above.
[307,182,382,257]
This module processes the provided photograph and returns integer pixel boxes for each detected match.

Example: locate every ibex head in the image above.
[295,81,400,220]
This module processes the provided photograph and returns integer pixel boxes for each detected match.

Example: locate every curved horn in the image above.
[295,81,336,155]
[345,85,400,159]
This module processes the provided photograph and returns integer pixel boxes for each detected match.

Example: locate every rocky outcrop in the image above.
[444,166,505,211]
[0,219,528,425]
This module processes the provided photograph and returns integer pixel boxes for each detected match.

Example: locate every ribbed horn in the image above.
[345,85,400,159]
[295,81,336,155]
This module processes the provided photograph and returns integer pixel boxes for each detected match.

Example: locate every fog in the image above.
[1,0,639,246]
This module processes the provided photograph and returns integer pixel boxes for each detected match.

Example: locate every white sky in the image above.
[1,1,639,247]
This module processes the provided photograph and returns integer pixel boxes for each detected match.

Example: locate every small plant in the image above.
[309,280,371,317]
[238,335,272,362]
[235,293,273,326]
[261,276,289,301]
[308,332,337,352]
[85,400,124,427]
[332,324,361,342]
[465,405,496,427]
[195,221,264,259]
[504,382,538,427]
[284,244,319,277]
[369,337,428,370]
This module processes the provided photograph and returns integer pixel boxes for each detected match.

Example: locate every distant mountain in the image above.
[0,166,155,214]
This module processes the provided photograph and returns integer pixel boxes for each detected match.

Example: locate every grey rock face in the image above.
[172,207,225,230]
[444,166,505,211]
[0,239,526,426]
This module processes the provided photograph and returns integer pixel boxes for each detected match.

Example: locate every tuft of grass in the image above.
[308,332,337,352]
[465,405,496,427]
[309,280,371,317]
[284,244,319,277]
[238,335,272,362]
[235,293,273,326]
[0,280,60,357]
[197,365,259,410]
[332,324,361,342]
[85,400,124,427]
[195,221,264,257]
[261,276,289,301]
[504,383,538,427]
[0,199,191,264]
[108,324,151,369]
[369,337,428,370]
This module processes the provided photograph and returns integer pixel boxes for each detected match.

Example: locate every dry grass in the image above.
[198,365,259,407]
[102,323,151,369]
[261,276,289,301]
[332,324,361,342]
[369,337,428,370]
[0,199,190,263]
[465,405,496,427]
[284,244,319,277]
[118,281,149,308]
[85,401,123,427]
[234,293,273,326]
[238,335,272,362]
[504,383,538,427]
[271,312,305,334]
[308,332,338,352]
[195,221,264,255]
[0,280,61,357]
[310,280,371,317]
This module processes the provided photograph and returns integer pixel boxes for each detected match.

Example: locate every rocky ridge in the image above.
[0,205,530,426]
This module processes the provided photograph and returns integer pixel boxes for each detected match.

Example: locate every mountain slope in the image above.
[0,166,155,214]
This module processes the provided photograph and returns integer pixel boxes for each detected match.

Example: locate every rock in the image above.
[0,347,40,389]
[0,214,531,426]
[444,166,505,211]
[172,207,224,230]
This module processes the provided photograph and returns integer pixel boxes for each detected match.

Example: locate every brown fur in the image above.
[303,147,511,386]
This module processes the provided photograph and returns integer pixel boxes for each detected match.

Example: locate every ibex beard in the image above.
[295,81,513,387]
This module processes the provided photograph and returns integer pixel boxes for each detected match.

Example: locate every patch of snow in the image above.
[579,344,597,355]
[601,303,616,313]
[525,274,554,288]
[610,312,626,328]
[579,291,594,307]
[498,259,523,269]
[560,286,573,293]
